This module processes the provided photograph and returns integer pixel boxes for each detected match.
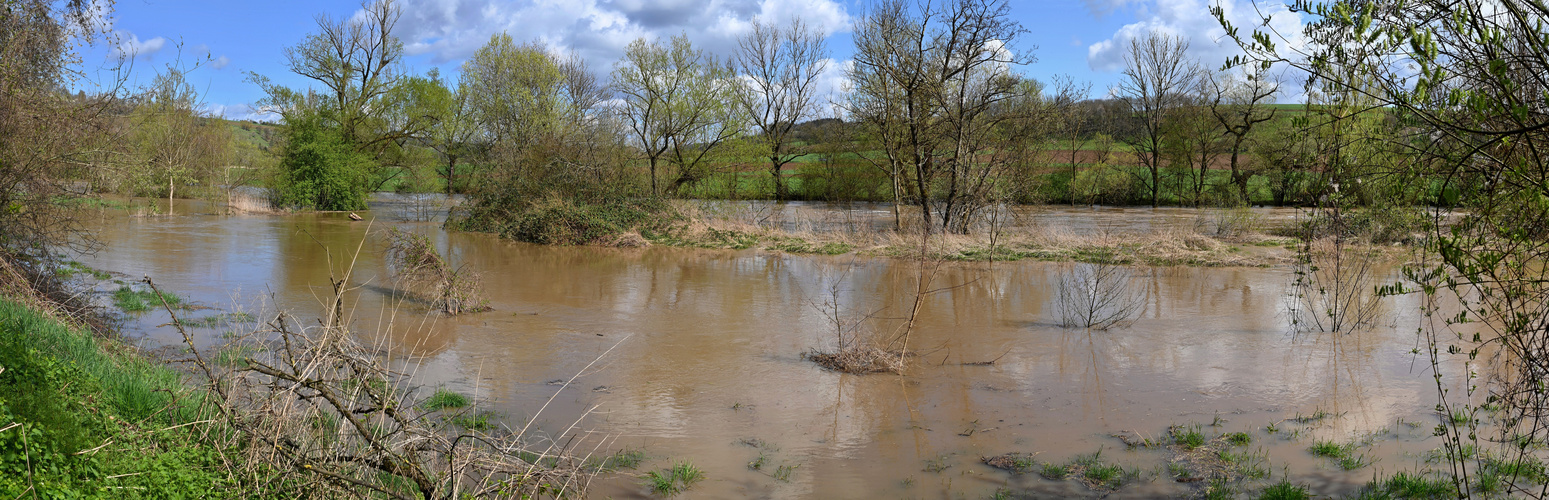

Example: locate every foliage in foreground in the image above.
[0,297,238,498]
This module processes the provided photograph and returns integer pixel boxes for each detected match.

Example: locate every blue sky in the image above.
[78,0,1306,121]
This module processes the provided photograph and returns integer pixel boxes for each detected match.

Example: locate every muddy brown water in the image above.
[77,197,1476,498]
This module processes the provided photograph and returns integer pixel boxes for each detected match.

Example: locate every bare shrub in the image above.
[150,270,613,499]
[1211,206,1262,240]
[800,263,904,374]
[1056,261,1148,330]
[1288,236,1382,333]
[384,228,488,315]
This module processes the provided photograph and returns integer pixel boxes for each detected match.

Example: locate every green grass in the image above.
[182,312,257,328]
[1354,471,1454,499]
[448,411,495,431]
[587,448,647,472]
[773,463,797,481]
[1174,425,1206,450]
[1310,439,1370,470]
[113,285,187,312]
[1040,462,1069,479]
[1310,440,1347,457]
[1226,431,1253,446]
[214,346,258,367]
[1257,480,1311,500]
[53,260,111,280]
[644,461,704,497]
[419,388,470,411]
[0,297,230,497]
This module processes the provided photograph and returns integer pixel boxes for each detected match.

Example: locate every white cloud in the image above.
[1086,0,1306,75]
[211,55,231,70]
[381,0,850,72]
[110,32,168,60]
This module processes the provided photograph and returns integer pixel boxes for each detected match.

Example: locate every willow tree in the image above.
[1223,1,1549,496]
[251,0,423,209]
[612,34,742,197]
[127,68,232,211]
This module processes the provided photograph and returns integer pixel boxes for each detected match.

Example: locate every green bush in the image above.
[271,114,373,211]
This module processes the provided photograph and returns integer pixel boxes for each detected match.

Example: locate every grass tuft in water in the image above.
[589,449,647,472]
[1173,425,1206,450]
[644,461,704,497]
[448,411,495,431]
[112,285,186,312]
[420,388,469,411]
[1354,471,1453,499]
[1040,462,1069,480]
[1256,480,1311,500]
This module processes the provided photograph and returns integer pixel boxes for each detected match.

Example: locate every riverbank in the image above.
[0,295,242,497]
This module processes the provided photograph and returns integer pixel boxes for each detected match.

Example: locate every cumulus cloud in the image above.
[211,55,231,70]
[380,0,850,71]
[1086,0,1306,76]
[110,32,168,60]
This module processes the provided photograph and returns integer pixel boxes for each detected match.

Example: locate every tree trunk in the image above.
[770,157,786,201]
[649,156,659,197]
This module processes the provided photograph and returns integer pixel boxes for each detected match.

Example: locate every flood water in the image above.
[77,196,1474,499]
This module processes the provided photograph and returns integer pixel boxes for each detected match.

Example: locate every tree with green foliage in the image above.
[420,71,476,194]
[127,67,233,211]
[272,110,373,210]
[612,34,743,197]
[1222,1,1549,496]
[251,0,430,208]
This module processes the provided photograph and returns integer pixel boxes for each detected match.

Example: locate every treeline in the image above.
[1,0,1468,241]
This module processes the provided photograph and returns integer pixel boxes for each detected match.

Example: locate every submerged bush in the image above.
[452,195,676,246]
[384,228,488,314]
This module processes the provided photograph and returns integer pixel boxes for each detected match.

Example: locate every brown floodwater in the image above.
[77,197,1477,499]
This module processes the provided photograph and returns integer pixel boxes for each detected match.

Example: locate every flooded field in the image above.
[77,196,1472,498]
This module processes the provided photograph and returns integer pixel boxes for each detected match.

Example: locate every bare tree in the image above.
[1169,69,1223,207]
[734,19,829,201]
[848,0,1035,234]
[1,0,117,261]
[276,0,403,147]
[1050,75,1093,205]
[1114,31,1200,207]
[1057,261,1147,330]
[1208,69,1279,205]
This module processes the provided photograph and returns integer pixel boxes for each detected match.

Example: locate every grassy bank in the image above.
[0,298,240,498]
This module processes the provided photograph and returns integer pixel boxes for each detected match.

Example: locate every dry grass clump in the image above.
[384,228,489,315]
[803,341,905,374]
[654,202,1289,267]
[799,262,912,375]
[226,189,279,214]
